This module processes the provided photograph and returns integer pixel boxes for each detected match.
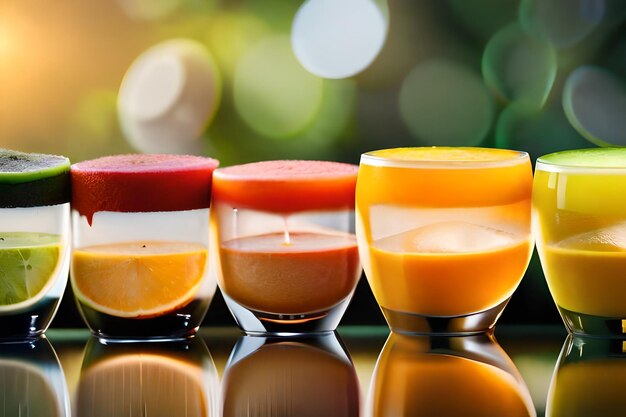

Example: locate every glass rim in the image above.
[536,149,626,173]
[360,147,529,169]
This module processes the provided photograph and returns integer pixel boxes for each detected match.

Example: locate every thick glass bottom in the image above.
[0,297,61,340]
[558,306,626,338]
[77,298,210,341]
[223,294,353,336]
[381,298,511,336]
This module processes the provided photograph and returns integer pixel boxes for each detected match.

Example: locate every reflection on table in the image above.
[367,332,536,417]
[74,336,220,417]
[0,327,568,416]
[0,337,70,417]
[547,335,626,417]
[222,333,360,417]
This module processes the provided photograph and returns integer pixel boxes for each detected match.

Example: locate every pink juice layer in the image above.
[218,232,361,315]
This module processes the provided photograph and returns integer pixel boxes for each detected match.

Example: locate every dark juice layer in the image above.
[77,298,210,340]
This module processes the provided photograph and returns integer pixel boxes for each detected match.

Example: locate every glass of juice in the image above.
[0,337,70,417]
[70,154,219,340]
[222,334,360,417]
[534,148,626,337]
[367,332,536,417]
[76,336,220,417]
[211,160,361,335]
[547,336,626,417]
[0,149,71,339]
[356,147,533,334]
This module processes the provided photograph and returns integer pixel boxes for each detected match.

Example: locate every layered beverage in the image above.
[356,147,533,334]
[0,149,70,339]
[211,160,361,334]
[534,148,626,336]
[70,154,219,339]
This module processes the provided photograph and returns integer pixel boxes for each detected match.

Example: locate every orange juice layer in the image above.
[368,236,532,316]
[219,232,360,315]
[542,246,626,317]
[549,361,626,417]
[373,353,534,417]
[358,148,532,209]
[72,241,207,318]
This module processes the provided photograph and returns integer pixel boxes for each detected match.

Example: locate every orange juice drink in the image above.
[533,148,626,336]
[356,147,533,334]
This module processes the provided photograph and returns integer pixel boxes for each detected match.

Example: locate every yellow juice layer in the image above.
[368,238,532,316]
[542,246,626,317]
[373,352,534,417]
[533,169,626,243]
[72,241,208,318]
[548,361,626,417]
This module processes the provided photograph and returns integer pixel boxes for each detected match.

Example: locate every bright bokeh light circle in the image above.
[519,0,605,49]
[233,36,325,139]
[118,39,221,154]
[291,0,388,79]
[399,59,494,146]
[563,66,626,147]
[482,24,557,106]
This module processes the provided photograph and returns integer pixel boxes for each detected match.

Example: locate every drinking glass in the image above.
[356,147,533,334]
[211,160,361,335]
[534,148,626,337]
[70,154,219,340]
[0,149,71,339]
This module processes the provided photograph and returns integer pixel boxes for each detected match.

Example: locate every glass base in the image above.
[223,294,353,336]
[381,298,510,336]
[77,298,209,341]
[558,306,626,338]
[0,297,61,340]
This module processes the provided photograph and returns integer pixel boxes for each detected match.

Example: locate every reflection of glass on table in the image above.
[75,336,220,417]
[367,332,536,417]
[0,337,70,416]
[222,333,360,417]
[547,335,626,417]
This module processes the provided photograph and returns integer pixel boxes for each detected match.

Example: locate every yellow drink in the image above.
[533,148,626,334]
[356,147,532,332]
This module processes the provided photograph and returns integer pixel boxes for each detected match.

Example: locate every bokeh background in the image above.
[1,0,625,327]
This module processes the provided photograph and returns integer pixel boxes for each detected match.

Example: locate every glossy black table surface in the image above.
[4,325,613,416]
